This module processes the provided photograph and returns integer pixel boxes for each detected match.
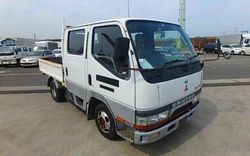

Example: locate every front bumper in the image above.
[134,103,200,145]
[0,60,17,65]
[20,62,38,66]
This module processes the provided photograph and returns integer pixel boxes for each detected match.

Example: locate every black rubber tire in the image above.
[94,104,118,140]
[16,59,21,66]
[49,80,65,102]
[241,51,245,56]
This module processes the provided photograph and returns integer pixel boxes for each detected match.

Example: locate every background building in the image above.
[0,37,38,46]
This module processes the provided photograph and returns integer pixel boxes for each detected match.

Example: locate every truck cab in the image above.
[0,46,17,66]
[39,18,203,144]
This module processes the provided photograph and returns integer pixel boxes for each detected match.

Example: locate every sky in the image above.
[0,0,250,39]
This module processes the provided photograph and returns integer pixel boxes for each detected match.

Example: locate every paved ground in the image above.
[0,86,250,156]
[0,54,250,87]
[0,66,47,87]
[200,54,250,80]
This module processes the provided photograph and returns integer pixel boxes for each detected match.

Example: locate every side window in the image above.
[43,51,52,56]
[23,47,28,52]
[15,48,22,54]
[68,29,85,55]
[92,26,129,77]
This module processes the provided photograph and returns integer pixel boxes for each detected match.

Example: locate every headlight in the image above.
[159,110,169,121]
[192,95,200,105]
[148,115,159,125]
[136,110,170,128]
[28,60,35,63]
[136,117,147,126]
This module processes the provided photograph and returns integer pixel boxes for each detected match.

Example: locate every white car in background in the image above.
[52,49,62,57]
[20,50,53,67]
[242,44,250,55]
[221,44,244,55]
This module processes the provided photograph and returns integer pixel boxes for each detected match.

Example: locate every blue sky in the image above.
[0,0,249,39]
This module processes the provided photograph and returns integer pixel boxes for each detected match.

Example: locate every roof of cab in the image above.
[65,18,180,30]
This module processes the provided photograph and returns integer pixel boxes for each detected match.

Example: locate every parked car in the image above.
[202,43,218,54]
[20,50,53,66]
[14,46,33,65]
[242,44,250,55]
[52,49,62,57]
[221,44,244,55]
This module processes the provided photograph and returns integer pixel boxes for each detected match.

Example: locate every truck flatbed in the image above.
[39,57,64,83]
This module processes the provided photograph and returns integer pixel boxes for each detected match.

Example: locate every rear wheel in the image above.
[49,80,65,102]
[94,104,118,140]
[16,59,21,66]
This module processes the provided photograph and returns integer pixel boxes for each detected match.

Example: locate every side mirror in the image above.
[113,37,129,62]
[223,51,231,60]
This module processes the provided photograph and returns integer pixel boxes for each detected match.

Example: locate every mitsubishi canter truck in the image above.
[39,18,230,144]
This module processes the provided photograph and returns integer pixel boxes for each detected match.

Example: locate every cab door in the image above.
[86,23,135,121]
[63,27,89,109]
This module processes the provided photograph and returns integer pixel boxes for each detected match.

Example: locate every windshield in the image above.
[0,46,14,53]
[33,46,47,51]
[31,51,43,56]
[232,45,241,48]
[53,50,61,54]
[127,20,198,69]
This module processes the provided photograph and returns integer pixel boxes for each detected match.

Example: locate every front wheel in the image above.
[49,80,65,102]
[240,51,245,56]
[94,104,118,140]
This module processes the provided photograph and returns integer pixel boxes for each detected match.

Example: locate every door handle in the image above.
[88,74,92,86]
[65,67,68,76]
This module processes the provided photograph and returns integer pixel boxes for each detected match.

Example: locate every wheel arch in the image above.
[47,76,54,87]
[87,96,115,122]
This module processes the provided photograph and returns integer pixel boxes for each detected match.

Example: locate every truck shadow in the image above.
[133,98,218,156]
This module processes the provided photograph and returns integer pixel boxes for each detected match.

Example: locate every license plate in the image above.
[179,116,188,127]
[2,61,10,64]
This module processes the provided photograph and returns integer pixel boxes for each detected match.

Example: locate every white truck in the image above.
[0,46,17,66]
[34,41,59,51]
[39,18,229,144]
[218,33,250,46]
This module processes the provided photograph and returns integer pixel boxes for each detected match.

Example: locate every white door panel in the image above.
[63,27,90,109]
[87,23,135,110]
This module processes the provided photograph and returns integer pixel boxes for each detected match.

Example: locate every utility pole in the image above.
[234,27,238,34]
[178,0,186,30]
[127,0,130,18]
[34,33,37,40]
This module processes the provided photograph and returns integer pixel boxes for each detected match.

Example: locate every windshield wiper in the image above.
[185,55,198,64]
[158,59,186,76]
[160,59,186,74]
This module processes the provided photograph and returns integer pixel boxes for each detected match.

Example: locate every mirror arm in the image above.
[201,52,221,67]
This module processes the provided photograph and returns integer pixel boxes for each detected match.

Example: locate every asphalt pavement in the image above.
[0,54,250,88]
[0,86,250,156]
[0,54,250,156]
[200,54,250,80]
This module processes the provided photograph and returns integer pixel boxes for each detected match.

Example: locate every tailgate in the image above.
[38,58,64,83]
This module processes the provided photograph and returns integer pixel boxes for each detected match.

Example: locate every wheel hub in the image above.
[97,111,110,133]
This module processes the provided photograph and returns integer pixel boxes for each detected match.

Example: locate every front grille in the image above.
[171,102,193,117]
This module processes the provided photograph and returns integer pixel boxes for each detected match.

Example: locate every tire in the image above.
[231,51,234,55]
[241,51,245,56]
[49,80,65,102]
[16,59,21,66]
[94,104,118,140]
